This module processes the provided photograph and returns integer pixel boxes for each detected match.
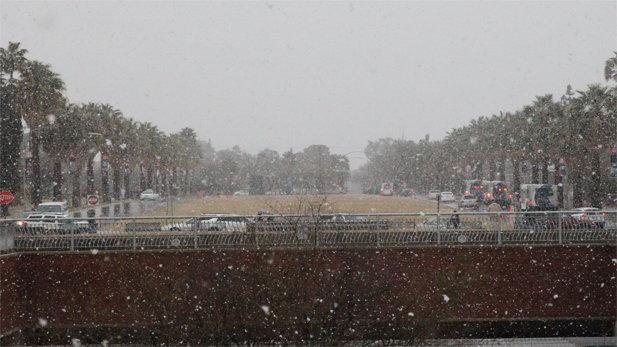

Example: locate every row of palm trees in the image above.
[1,42,203,207]
[358,54,617,208]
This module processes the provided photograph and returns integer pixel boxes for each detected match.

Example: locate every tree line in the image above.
[0,42,350,207]
[355,53,617,209]
[202,144,350,196]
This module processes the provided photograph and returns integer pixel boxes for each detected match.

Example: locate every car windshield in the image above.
[347,216,367,221]
[36,205,62,212]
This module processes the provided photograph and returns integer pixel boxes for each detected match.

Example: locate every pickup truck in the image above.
[16,214,92,234]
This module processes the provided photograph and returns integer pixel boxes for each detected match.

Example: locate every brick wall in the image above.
[2,245,615,343]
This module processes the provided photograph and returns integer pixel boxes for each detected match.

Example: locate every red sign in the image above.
[0,191,14,204]
[87,195,100,205]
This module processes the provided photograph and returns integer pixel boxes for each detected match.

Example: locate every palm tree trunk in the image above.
[554,162,564,207]
[531,161,539,184]
[147,165,156,191]
[512,157,521,199]
[72,162,81,208]
[572,172,583,208]
[474,161,484,179]
[488,161,497,181]
[87,157,95,195]
[113,167,121,201]
[498,159,506,182]
[161,169,168,198]
[124,164,131,199]
[590,149,602,208]
[52,160,62,201]
[101,172,109,203]
[30,131,42,207]
[140,163,146,192]
[541,158,549,184]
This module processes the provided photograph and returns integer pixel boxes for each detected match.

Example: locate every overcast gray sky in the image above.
[2,1,616,169]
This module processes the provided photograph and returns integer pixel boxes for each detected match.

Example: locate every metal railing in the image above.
[1,210,616,252]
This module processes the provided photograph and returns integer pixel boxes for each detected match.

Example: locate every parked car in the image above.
[162,214,250,232]
[515,212,604,230]
[233,190,250,196]
[398,188,414,197]
[428,190,440,200]
[440,192,456,203]
[161,217,199,231]
[417,217,468,230]
[570,207,606,229]
[199,214,250,231]
[458,195,479,209]
[140,189,159,201]
[16,214,91,234]
[380,183,394,196]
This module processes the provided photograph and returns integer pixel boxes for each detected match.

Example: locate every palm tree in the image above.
[98,104,127,202]
[566,85,616,207]
[14,60,65,206]
[135,122,164,192]
[604,52,617,83]
[40,99,73,201]
[0,42,28,203]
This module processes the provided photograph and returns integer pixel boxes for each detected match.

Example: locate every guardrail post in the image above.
[315,216,319,247]
[254,217,259,248]
[558,211,562,244]
[194,217,198,249]
[498,213,502,245]
[70,221,75,251]
[132,217,136,250]
[376,215,381,247]
[437,212,441,245]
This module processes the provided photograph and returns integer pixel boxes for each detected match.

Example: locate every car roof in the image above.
[572,207,599,211]
[441,192,453,195]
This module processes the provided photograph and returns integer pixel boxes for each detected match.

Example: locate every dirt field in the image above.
[147,194,454,216]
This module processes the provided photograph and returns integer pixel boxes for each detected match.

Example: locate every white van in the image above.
[36,201,69,215]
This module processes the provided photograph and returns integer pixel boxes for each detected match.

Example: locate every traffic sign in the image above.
[0,191,14,204]
[87,195,100,205]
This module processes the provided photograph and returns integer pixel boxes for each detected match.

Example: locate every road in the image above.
[10,198,178,220]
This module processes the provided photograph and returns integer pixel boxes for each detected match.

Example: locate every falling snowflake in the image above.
[443,294,450,303]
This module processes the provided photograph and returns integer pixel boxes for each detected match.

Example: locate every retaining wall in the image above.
[1,245,615,344]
